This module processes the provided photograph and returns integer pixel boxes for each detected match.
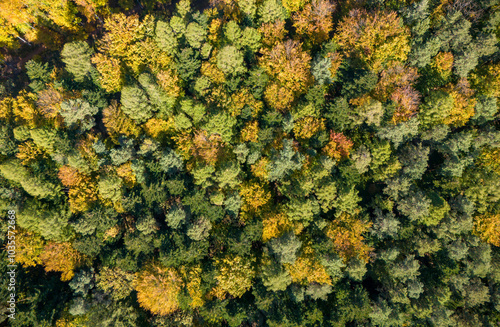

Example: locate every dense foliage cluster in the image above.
[1,0,500,325]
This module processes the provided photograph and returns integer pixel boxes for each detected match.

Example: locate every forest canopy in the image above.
[0,0,500,325]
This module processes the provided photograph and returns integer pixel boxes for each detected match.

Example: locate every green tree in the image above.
[217,46,247,76]
[61,41,93,82]
[121,84,154,123]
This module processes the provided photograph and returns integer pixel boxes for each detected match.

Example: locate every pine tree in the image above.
[61,41,93,82]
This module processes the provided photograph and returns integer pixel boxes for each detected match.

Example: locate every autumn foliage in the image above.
[324,131,353,160]
[134,264,183,316]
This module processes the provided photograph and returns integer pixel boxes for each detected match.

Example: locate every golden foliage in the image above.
[0,97,14,120]
[432,52,454,77]
[327,52,343,79]
[230,89,253,117]
[215,255,256,298]
[478,147,500,175]
[99,13,144,57]
[16,141,45,165]
[201,61,226,84]
[11,91,39,127]
[40,242,87,281]
[283,0,309,12]
[443,78,476,126]
[259,20,287,47]
[58,165,81,187]
[285,246,332,285]
[55,317,84,327]
[116,162,137,187]
[102,100,141,141]
[472,63,500,98]
[58,165,98,213]
[73,0,110,22]
[14,230,45,268]
[239,182,271,212]
[251,157,269,180]
[326,211,373,262]
[186,266,205,308]
[373,62,419,101]
[263,83,296,112]
[260,39,313,111]
[474,213,500,247]
[241,121,259,142]
[157,69,183,98]
[292,0,335,44]
[103,225,121,241]
[208,18,222,43]
[134,264,183,316]
[294,117,325,139]
[144,118,174,139]
[262,212,292,241]
[0,0,82,47]
[174,132,195,160]
[324,131,353,160]
[335,10,410,71]
[91,53,124,93]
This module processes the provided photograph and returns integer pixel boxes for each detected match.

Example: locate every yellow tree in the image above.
[39,242,87,281]
[323,131,353,161]
[241,121,259,142]
[92,13,152,92]
[11,91,39,128]
[432,52,454,79]
[260,39,313,111]
[133,264,183,316]
[16,141,45,165]
[239,182,272,212]
[262,212,292,241]
[179,265,205,308]
[335,9,410,72]
[144,118,175,140]
[442,78,477,127]
[14,230,45,268]
[472,62,500,98]
[0,0,83,48]
[282,0,309,13]
[325,211,373,262]
[258,20,287,47]
[58,165,98,213]
[292,0,335,44]
[474,213,500,247]
[91,54,124,93]
[215,255,256,298]
[102,100,141,141]
[293,117,325,139]
[284,246,332,285]
[73,0,110,23]
[251,157,269,180]
[191,131,226,165]
[478,147,500,175]
[116,162,137,187]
